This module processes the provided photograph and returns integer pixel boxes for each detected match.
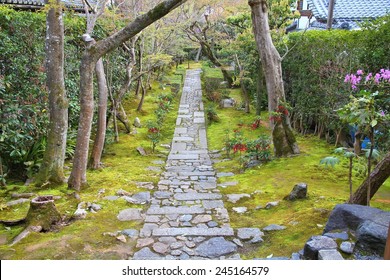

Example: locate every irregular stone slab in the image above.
[179,171,215,177]
[152,227,234,237]
[175,127,188,134]
[126,192,150,205]
[174,193,221,201]
[147,206,205,215]
[192,214,212,224]
[249,236,264,243]
[153,242,170,254]
[6,198,30,207]
[318,249,344,260]
[179,214,193,222]
[117,208,143,221]
[136,238,154,248]
[216,172,235,178]
[340,241,355,254]
[159,237,177,244]
[122,229,139,238]
[145,216,160,223]
[207,221,218,228]
[203,200,224,209]
[263,224,287,231]
[168,154,199,160]
[232,207,247,214]
[194,118,204,124]
[133,247,163,260]
[140,223,159,238]
[172,136,193,142]
[237,228,264,240]
[136,147,147,156]
[154,191,172,199]
[303,235,338,260]
[284,183,308,201]
[227,194,250,203]
[195,182,217,190]
[195,237,237,258]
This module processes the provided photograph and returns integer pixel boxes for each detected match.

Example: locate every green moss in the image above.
[202,64,390,259]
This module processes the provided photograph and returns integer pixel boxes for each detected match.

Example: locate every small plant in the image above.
[246,135,272,162]
[250,115,262,130]
[205,104,220,123]
[146,121,161,153]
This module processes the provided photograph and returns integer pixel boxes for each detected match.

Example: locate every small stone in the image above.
[263,224,286,231]
[291,253,301,260]
[232,207,247,214]
[117,189,132,196]
[73,208,87,219]
[237,228,263,240]
[117,208,144,221]
[340,241,355,254]
[90,203,102,211]
[104,195,119,201]
[180,253,190,260]
[136,238,154,248]
[134,117,141,128]
[153,242,169,254]
[249,236,264,243]
[122,229,139,238]
[137,147,147,156]
[193,237,206,243]
[171,250,182,256]
[133,247,162,260]
[227,194,251,203]
[171,242,184,249]
[182,222,192,227]
[265,201,279,209]
[318,249,344,260]
[116,235,127,243]
[284,183,307,201]
[145,216,160,223]
[207,221,218,228]
[233,238,243,247]
[185,241,196,248]
[159,237,177,244]
[192,214,212,224]
[304,236,338,260]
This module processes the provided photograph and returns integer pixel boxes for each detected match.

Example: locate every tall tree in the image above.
[35,0,68,186]
[68,0,188,191]
[248,0,299,157]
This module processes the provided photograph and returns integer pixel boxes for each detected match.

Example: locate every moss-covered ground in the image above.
[203,65,390,259]
[0,63,388,260]
[0,65,187,259]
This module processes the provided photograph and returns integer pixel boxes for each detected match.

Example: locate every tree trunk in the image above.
[366,127,375,206]
[195,46,202,62]
[201,43,233,86]
[35,0,68,187]
[248,0,299,157]
[116,104,131,133]
[26,195,61,231]
[89,58,108,169]
[354,129,362,155]
[349,151,390,205]
[256,67,264,116]
[137,78,146,112]
[68,0,188,191]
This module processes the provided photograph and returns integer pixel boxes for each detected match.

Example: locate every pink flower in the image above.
[356,69,364,75]
[374,73,381,84]
[344,74,350,83]
[365,73,372,82]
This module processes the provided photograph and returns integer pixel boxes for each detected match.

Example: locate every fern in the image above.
[320,156,340,168]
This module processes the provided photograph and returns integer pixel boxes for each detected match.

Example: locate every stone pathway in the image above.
[132,69,239,260]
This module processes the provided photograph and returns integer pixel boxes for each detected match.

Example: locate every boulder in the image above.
[318,249,344,260]
[303,235,338,260]
[284,183,307,201]
[195,237,237,258]
[340,241,355,254]
[323,204,390,254]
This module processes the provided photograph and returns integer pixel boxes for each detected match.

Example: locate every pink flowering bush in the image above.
[344,69,390,90]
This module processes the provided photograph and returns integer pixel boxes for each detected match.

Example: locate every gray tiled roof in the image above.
[0,0,86,9]
[308,0,390,21]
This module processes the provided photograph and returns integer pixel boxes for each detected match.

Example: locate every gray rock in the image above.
[340,241,355,254]
[318,249,344,260]
[249,236,264,243]
[130,192,151,204]
[226,194,251,203]
[147,166,162,172]
[73,208,87,219]
[116,235,127,243]
[192,214,212,224]
[122,229,139,238]
[159,237,177,244]
[203,200,224,209]
[303,235,338,260]
[237,228,263,240]
[180,253,190,260]
[152,227,234,237]
[324,231,349,241]
[140,223,159,237]
[207,221,218,228]
[117,208,144,221]
[136,238,154,248]
[133,247,162,260]
[232,207,247,214]
[6,198,30,207]
[324,204,390,254]
[265,201,279,209]
[216,172,235,178]
[90,203,102,211]
[291,253,301,260]
[170,241,184,249]
[179,214,193,222]
[263,224,286,231]
[134,117,141,128]
[153,242,169,254]
[136,147,147,156]
[104,195,119,201]
[195,237,237,258]
[284,183,307,201]
[154,191,172,199]
[219,98,236,108]
[233,238,243,247]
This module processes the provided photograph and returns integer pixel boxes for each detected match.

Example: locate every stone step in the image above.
[152,227,234,237]
[174,193,222,201]
[146,206,205,215]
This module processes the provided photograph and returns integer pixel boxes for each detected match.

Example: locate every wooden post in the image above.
[385,222,390,260]
[327,0,335,30]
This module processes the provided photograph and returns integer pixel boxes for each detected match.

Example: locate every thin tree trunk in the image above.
[366,128,375,206]
[249,0,299,157]
[354,129,362,155]
[349,157,353,202]
[68,0,188,191]
[116,104,131,133]
[89,58,108,169]
[195,46,202,62]
[201,43,233,86]
[35,0,68,187]
[137,78,146,112]
[349,151,390,205]
[256,67,264,116]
